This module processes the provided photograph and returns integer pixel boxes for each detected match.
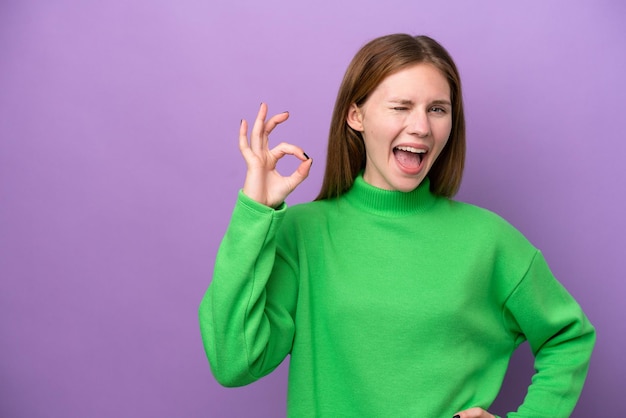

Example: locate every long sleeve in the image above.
[503,251,596,417]
[198,191,299,387]
[198,176,596,416]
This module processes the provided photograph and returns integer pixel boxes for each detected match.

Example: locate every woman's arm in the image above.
[503,252,596,417]
[199,192,299,386]
[198,103,312,386]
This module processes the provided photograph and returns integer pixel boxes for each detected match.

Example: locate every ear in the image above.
[346,103,364,132]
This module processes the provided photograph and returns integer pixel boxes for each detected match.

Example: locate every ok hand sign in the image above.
[239,103,313,208]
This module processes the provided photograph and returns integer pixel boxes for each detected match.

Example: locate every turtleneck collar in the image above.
[342,174,439,217]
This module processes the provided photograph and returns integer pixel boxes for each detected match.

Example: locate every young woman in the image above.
[199,34,595,418]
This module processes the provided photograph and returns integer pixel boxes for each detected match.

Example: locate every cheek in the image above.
[432,125,452,159]
[436,121,453,144]
[439,135,451,154]
[362,126,384,148]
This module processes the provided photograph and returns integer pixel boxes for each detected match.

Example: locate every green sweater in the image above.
[199,176,595,417]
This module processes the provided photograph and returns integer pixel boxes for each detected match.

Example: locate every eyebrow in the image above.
[388,98,452,106]
[388,99,414,105]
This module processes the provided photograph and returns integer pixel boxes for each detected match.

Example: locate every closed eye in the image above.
[393,107,409,111]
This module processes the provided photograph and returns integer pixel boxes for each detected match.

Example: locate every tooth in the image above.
[396,146,426,153]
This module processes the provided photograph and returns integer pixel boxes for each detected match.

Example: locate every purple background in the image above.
[1,1,624,417]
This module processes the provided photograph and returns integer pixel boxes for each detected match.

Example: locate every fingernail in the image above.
[303,152,310,160]
[283,110,289,114]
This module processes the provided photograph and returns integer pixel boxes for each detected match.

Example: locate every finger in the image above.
[238,118,249,151]
[452,407,494,418]
[263,110,290,138]
[287,156,313,189]
[269,142,312,191]
[250,102,268,153]
[269,142,310,163]
[238,119,257,162]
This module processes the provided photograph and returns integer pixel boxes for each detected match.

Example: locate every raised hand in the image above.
[239,103,313,208]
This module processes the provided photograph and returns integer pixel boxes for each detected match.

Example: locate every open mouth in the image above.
[393,146,426,171]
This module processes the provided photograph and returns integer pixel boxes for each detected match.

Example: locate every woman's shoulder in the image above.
[283,198,337,222]
[446,199,535,249]
[449,198,513,224]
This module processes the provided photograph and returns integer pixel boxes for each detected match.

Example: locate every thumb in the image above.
[286,155,313,190]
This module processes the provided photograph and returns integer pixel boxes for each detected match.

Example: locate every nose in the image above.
[407,110,430,137]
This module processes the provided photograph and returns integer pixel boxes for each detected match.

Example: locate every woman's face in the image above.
[347,63,452,192]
